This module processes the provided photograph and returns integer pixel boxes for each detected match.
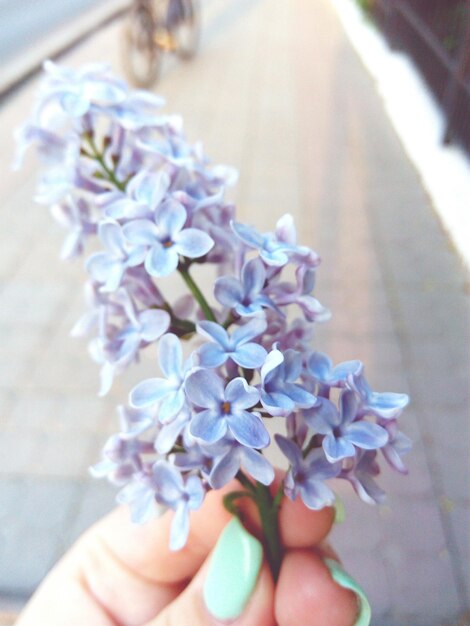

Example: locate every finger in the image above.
[145,518,275,626]
[275,549,365,626]
[237,471,335,549]
[15,566,115,626]
[85,481,234,585]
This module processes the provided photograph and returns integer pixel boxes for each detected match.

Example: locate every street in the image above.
[0,0,108,64]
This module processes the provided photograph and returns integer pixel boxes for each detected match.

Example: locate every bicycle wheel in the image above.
[171,0,200,60]
[122,2,163,88]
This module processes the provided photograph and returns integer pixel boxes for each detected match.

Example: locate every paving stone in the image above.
[0,479,81,595]
[331,491,383,551]
[0,525,58,594]
[64,481,117,546]
[379,495,449,553]
[336,547,393,618]
[0,282,72,329]
[382,547,460,620]
[432,442,470,503]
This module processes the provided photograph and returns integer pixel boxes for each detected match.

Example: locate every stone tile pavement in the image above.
[0,0,469,624]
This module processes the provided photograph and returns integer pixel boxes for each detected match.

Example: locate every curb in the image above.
[0,0,131,98]
[330,0,470,272]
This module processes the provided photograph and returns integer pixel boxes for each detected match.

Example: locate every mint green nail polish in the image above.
[324,558,371,626]
[204,518,263,621]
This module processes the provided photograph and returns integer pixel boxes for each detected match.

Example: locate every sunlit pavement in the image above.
[0,1,469,624]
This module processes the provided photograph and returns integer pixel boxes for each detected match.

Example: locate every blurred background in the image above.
[0,1,469,625]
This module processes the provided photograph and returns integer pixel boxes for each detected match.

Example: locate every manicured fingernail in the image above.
[204,517,263,621]
[323,558,371,626]
[333,494,345,524]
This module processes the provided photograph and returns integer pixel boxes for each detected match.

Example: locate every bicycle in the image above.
[123,0,200,88]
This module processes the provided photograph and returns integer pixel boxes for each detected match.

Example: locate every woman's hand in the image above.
[16,476,369,625]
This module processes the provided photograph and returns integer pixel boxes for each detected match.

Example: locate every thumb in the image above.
[145,518,275,626]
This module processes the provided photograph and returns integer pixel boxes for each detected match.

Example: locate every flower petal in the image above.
[209,450,240,488]
[214,276,243,308]
[197,342,228,368]
[284,383,317,408]
[368,392,410,419]
[340,390,360,425]
[260,390,295,416]
[159,389,186,423]
[156,199,187,237]
[155,411,190,454]
[241,448,275,485]
[139,310,170,342]
[153,461,183,504]
[303,397,339,433]
[231,220,265,248]
[86,252,118,284]
[196,321,230,348]
[169,503,189,551]
[133,170,170,209]
[130,378,171,407]
[123,219,158,245]
[346,422,389,450]
[190,409,227,443]
[323,435,356,462]
[174,228,214,258]
[225,377,259,409]
[232,343,267,369]
[274,434,302,466]
[307,351,332,382]
[227,410,270,448]
[185,369,225,407]
[145,244,179,277]
[158,333,183,379]
[231,318,267,346]
[242,257,266,299]
[300,479,335,510]
[261,348,284,385]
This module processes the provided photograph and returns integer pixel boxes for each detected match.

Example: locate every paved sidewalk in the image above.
[0,1,469,624]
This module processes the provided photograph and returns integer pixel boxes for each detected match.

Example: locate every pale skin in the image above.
[16,474,359,626]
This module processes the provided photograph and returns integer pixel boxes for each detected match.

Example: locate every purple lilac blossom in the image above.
[260,347,317,416]
[102,170,170,220]
[348,371,410,419]
[304,390,389,463]
[231,214,314,267]
[209,439,275,488]
[275,435,340,509]
[214,257,279,317]
[153,461,205,550]
[307,352,363,393]
[123,198,214,277]
[380,420,412,474]
[18,62,412,552]
[130,333,193,422]
[87,219,147,292]
[196,318,267,369]
[344,451,386,505]
[185,370,270,448]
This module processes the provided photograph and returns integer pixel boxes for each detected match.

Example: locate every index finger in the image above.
[88,470,334,586]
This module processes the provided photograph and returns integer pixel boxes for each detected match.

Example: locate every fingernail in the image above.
[323,558,371,626]
[204,517,263,621]
[333,494,345,524]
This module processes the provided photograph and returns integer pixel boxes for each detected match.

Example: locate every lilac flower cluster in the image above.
[18,61,410,551]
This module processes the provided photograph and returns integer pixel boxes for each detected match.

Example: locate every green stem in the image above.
[254,481,283,581]
[234,471,283,581]
[150,303,196,338]
[84,133,126,191]
[178,264,217,322]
